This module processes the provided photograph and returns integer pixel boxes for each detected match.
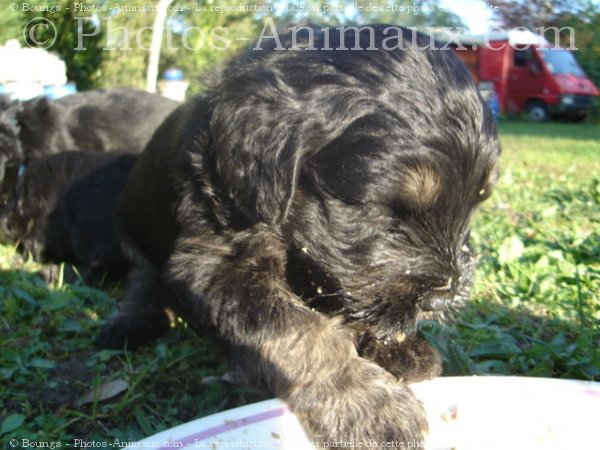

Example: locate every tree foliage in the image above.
[21,0,105,90]
[559,2,600,92]
[71,0,263,92]
[0,5,26,45]
[159,0,263,95]
[0,1,104,90]
[487,0,577,30]
[3,1,466,92]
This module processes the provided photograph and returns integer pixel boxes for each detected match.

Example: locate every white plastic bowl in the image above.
[124,376,600,449]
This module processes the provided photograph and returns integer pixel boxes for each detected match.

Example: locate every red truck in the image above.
[453,30,599,121]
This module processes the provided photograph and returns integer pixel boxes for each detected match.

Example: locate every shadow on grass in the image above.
[0,266,266,444]
[1,264,597,444]
[419,299,600,380]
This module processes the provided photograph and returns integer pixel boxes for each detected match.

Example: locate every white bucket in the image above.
[124,376,600,449]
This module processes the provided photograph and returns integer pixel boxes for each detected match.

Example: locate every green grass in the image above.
[1,120,599,446]
[0,251,264,445]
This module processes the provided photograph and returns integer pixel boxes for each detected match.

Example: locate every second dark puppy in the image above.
[0,151,136,284]
[0,88,177,188]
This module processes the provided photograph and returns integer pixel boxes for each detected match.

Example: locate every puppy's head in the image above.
[287,126,499,336]
[207,25,500,337]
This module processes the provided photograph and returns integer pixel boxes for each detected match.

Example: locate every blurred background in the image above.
[0,0,598,101]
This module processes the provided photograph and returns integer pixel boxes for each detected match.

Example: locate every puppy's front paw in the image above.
[288,357,427,448]
[358,334,442,383]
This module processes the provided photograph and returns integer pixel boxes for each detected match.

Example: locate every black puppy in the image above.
[100,26,500,446]
[0,151,136,284]
[0,88,177,187]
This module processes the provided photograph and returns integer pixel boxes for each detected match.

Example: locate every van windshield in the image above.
[538,49,585,76]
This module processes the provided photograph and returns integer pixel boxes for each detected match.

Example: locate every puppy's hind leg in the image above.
[97,263,172,350]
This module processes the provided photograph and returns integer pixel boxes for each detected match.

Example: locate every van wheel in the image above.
[526,101,549,122]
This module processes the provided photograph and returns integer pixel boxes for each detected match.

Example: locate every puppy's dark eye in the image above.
[390,203,411,220]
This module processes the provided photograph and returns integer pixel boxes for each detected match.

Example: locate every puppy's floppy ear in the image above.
[210,92,315,225]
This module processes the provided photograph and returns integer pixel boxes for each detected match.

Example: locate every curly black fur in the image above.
[0,151,136,284]
[100,25,500,447]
